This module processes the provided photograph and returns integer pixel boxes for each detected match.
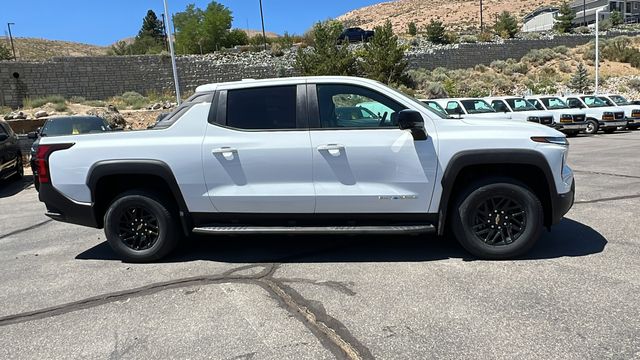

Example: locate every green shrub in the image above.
[84,100,107,107]
[573,26,591,34]
[506,62,529,75]
[459,35,478,43]
[478,32,493,42]
[23,95,66,109]
[554,46,569,55]
[490,60,507,72]
[407,22,418,36]
[69,96,86,103]
[424,81,447,98]
[628,78,640,91]
[493,11,519,39]
[426,20,449,45]
[53,102,67,112]
[523,48,558,65]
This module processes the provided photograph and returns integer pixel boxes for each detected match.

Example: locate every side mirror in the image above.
[398,110,427,141]
[27,131,38,140]
[0,134,8,142]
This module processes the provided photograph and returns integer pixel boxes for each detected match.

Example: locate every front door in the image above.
[308,83,438,214]
[202,84,315,213]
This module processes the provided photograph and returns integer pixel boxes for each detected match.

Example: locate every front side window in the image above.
[581,96,607,107]
[597,97,616,107]
[461,100,496,114]
[566,98,584,108]
[542,97,569,109]
[317,84,406,128]
[491,100,510,112]
[421,101,450,118]
[529,99,545,110]
[446,101,464,115]
[227,86,297,130]
[506,98,537,111]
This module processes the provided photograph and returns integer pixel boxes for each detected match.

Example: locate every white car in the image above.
[563,95,627,134]
[526,96,588,137]
[36,76,574,262]
[485,96,556,127]
[596,94,640,130]
[418,99,453,118]
[432,98,511,120]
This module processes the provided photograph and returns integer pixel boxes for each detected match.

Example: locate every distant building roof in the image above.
[524,6,560,22]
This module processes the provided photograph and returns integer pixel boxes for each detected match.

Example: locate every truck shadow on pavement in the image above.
[76,218,607,263]
[0,175,34,198]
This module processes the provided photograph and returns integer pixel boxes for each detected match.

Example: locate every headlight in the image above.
[632,109,640,118]
[602,112,614,121]
[531,136,569,146]
[527,116,540,123]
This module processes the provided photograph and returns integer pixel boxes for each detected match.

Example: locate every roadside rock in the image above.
[34,110,49,119]
[86,107,127,127]
[151,102,163,110]
[12,111,27,120]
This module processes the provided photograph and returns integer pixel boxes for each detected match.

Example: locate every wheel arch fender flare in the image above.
[437,149,557,235]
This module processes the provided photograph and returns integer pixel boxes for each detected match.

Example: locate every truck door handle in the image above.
[212,147,237,155]
[316,144,345,151]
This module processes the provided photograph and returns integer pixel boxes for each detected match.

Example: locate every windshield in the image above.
[581,96,608,108]
[609,95,630,106]
[461,99,496,114]
[421,101,450,118]
[41,117,110,137]
[540,97,569,109]
[506,98,537,111]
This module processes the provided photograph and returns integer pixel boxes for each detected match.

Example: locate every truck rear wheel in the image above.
[104,190,179,262]
[451,178,543,260]
[584,120,599,135]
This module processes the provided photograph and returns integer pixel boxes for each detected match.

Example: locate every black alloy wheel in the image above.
[471,196,526,246]
[117,206,160,251]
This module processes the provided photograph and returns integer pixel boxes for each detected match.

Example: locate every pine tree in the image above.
[295,20,357,76]
[610,11,624,26]
[426,19,448,44]
[569,63,591,93]
[554,2,576,33]
[494,11,519,38]
[139,10,165,41]
[361,21,409,85]
[407,22,418,36]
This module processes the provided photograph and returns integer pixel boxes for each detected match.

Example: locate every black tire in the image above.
[104,190,180,262]
[584,119,599,135]
[566,131,578,138]
[603,128,615,134]
[450,178,543,260]
[12,154,24,180]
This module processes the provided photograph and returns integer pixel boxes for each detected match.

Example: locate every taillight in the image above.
[35,143,74,184]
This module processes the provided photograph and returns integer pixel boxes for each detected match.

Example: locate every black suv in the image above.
[338,27,375,43]
[0,119,23,182]
[29,116,112,190]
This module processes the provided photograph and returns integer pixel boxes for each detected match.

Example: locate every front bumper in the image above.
[599,120,627,128]
[551,180,575,225]
[38,183,100,228]
[555,122,587,132]
[626,117,640,129]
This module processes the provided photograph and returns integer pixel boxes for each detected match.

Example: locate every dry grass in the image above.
[0,37,108,61]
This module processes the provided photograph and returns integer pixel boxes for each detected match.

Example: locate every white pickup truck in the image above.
[525,96,588,136]
[36,76,575,262]
[563,95,627,134]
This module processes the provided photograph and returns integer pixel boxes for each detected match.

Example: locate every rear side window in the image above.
[226,86,297,130]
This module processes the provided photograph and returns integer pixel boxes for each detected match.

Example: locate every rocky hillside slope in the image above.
[338,0,562,33]
[0,37,108,61]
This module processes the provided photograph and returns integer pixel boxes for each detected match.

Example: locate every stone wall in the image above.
[1,32,638,109]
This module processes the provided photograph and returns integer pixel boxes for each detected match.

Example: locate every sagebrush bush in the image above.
[69,96,86,103]
[23,95,66,109]
[84,100,107,107]
[628,78,640,91]
[459,35,477,43]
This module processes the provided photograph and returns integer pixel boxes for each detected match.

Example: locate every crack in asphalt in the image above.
[0,219,53,240]
[574,193,640,204]
[0,259,373,359]
[573,169,640,180]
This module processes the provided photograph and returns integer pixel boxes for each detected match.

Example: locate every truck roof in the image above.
[195,76,383,93]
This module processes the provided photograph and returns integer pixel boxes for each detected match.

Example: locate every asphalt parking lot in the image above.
[1,131,639,360]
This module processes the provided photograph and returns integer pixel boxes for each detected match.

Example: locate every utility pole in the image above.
[480,0,484,32]
[595,8,603,94]
[7,23,16,60]
[162,0,181,105]
[259,0,268,51]
[583,0,587,26]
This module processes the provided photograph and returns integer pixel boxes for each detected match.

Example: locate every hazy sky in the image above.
[0,0,382,46]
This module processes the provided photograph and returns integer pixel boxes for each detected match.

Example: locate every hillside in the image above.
[0,37,108,61]
[338,0,562,33]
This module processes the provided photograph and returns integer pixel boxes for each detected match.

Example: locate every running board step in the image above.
[192,225,435,235]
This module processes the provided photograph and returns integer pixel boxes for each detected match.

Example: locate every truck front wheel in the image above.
[104,190,179,263]
[451,179,543,260]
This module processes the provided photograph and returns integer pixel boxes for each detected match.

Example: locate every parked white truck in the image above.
[525,96,588,136]
[36,77,575,262]
[563,95,627,134]
[432,98,511,120]
[485,96,557,128]
[596,94,640,130]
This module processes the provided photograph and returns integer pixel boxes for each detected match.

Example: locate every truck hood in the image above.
[460,118,564,136]
[460,113,511,120]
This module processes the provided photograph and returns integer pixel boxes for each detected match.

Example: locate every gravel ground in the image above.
[0,131,639,359]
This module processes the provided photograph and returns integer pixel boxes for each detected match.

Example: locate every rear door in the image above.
[202,83,315,213]
[308,82,438,214]
[0,124,12,176]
